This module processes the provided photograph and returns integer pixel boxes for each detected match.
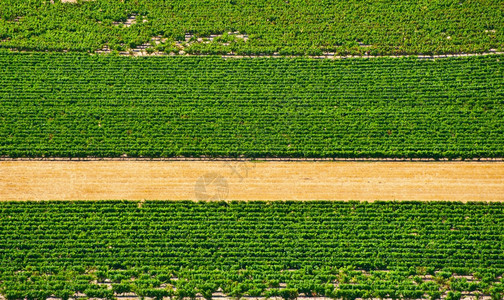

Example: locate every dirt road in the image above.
[0,161,503,201]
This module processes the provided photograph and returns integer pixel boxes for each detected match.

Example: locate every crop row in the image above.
[1,53,503,159]
[0,0,503,55]
[1,201,504,299]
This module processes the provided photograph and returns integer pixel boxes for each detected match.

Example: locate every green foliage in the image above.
[446,291,462,300]
[112,283,132,294]
[1,53,504,159]
[0,201,504,299]
[427,290,442,300]
[279,288,299,300]
[0,0,503,55]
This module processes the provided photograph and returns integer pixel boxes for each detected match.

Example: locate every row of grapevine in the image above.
[0,53,503,159]
[0,0,503,55]
[1,201,504,299]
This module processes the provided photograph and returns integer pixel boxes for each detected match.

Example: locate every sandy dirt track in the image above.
[0,161,503,201]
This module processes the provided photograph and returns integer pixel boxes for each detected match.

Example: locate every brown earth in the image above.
[0,161,503,201]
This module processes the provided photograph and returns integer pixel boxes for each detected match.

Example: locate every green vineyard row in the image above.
[0,0,503,55]
[1,53,503,159]
[1,201,504,300]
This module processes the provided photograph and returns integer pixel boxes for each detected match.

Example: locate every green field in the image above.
[0,0,503,55]
[1,201,503,299]
[1,53,503,159]
[2,2,504,300]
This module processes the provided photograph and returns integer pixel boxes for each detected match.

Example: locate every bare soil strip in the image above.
[1,161,503,201]
[1,157,504,161]
[8,48,504,59]
[192,51,504,59]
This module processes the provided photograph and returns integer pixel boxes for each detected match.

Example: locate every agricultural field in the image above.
[1,53,504,159]
[0,0,503,55]
[1,201,504,300]
[1,1,504,300]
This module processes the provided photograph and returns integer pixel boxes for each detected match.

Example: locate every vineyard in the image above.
[1,1,503,300]
[0,0,503,55]
[1,53,503,159]
[0,201,504,300]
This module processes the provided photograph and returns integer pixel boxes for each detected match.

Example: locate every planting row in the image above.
[1,53,503,159]
[0,201,504,299]
[0,0,503,55]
